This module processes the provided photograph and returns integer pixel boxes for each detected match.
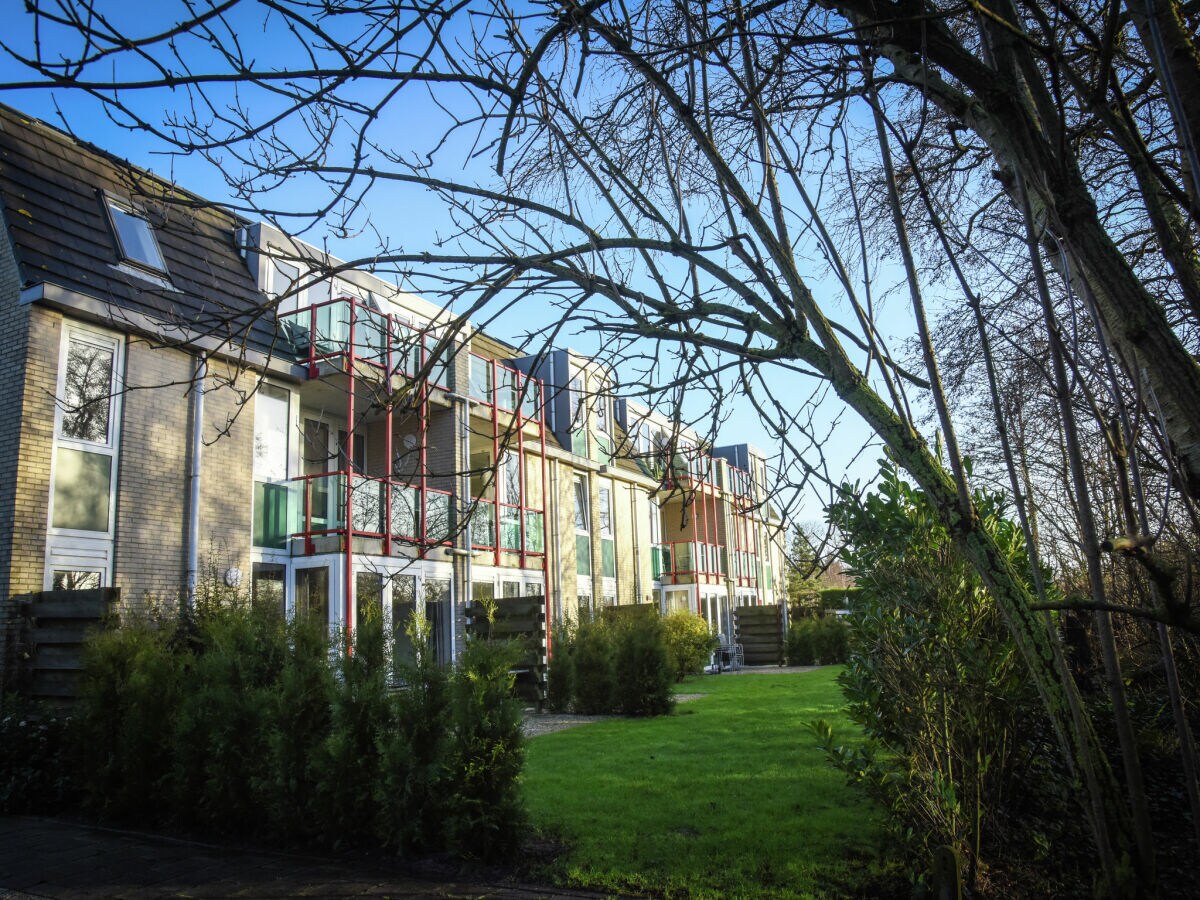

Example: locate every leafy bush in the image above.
[785,617,849,666]
[572,620,616,714]
[550,614,677,716]
[545,621,576,713]
[0,694,73,813]
[74,616,187,819]
[819,463,1068,890]
[611,616,674,717]
[818,588,860,611]
[62,588,527,859]
[661,611,715,681]
[445,639,526,859]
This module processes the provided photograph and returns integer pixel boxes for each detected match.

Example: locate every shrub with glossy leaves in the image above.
[662,611,715,681]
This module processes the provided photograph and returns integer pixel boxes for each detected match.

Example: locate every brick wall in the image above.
[112,338,193,607]
[0,207,31,607]
[8,305,60,597]
[197,358,255,591]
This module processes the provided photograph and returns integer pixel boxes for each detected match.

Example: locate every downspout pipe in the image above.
[186,354,207,607]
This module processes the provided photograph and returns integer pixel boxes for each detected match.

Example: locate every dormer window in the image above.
[104,197,167,272]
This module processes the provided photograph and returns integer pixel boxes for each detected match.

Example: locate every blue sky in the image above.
[0,5,919,526]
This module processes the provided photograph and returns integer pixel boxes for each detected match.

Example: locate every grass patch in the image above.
[524,666,892,898]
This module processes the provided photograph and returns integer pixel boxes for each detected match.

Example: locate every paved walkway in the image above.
[0,817,599,899]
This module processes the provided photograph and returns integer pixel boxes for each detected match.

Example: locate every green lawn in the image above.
[523,666,890,898]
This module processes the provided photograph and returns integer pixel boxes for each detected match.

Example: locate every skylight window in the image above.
[105,198,167,272]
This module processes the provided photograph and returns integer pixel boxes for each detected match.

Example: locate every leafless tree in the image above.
[4,0,1200,890]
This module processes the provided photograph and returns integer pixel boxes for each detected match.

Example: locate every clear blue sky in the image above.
[0,6,920,526]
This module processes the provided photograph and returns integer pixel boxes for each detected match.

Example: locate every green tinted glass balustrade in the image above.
[675,542,694,572]
[314,300,351,354]
[304,474,346,531]
[500,505,522,551]
[524,511,544,553]
[497,368,518,411]
[277,309,311,361]
[253,481,295,549]
[354,306,388,365]
[469,356,493,403]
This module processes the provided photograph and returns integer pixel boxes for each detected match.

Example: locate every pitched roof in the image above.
[0,104,275,355]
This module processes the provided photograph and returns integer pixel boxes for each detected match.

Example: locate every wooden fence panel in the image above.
[734,604,784,666]
[12,588,118,703]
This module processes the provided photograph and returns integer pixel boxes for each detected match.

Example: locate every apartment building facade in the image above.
[0,104,788,671]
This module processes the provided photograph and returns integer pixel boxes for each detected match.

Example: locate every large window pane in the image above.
[573,477,589,532]
[61,338,114,443]
[253,384,290,481]
[576,534,592,575]
[295,566,329,626]
[252,563,286,619]
[601,538,616,578]
[391,574,418,668]
[356,572,384,631]
[53,447,111,531]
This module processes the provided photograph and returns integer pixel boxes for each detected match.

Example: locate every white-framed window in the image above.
[598,482,613,539]
[103,195,167,273]
[50,325,123,536]
[594,392,611,436]
[253,383,294,550]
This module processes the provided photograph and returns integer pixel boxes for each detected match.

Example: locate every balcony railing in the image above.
[468,352,544,420]
[658,540,732,579]
[468,498,545,555]
[284,471,459,550]
[278,296,453,389]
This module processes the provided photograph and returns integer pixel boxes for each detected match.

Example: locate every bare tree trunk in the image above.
[1019,183,1157,891]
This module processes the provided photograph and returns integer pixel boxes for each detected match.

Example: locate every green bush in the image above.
[445,639,526,860]
[545,621,576,712]
[662,610,715,681]
[786,617,848,666]
[170,603,284,833]
[378,646,452,854]
[819,463,1067,890]
[0,694,74,813]
[572,620,616,714]
[819,588,860,610]
[611,616,674,717]
[262,616,334,842]
[62,589,527,859]
[74,617,187,820]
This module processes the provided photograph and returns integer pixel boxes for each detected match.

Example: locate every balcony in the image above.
[469,353,544,421]
[656,540,730,581]
[278,296,453,389]
[257,472,456,553]
[469,497,545,556]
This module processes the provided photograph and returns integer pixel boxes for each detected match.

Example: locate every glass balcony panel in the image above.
[520,379,539,419]
[314,300,350,354]
[497,368,518,411]
[425,335,452,388]
[675,542,694,572]
[351,475,384,533]
[471,498,496,548]
[524,510,544,553]
[253,481,294,549]
[304,474,346,531]
[500,504,522,551]
[354,306,387,365]
[277,309,311,361]
[426,490,452,543]
[469,356,493,403]
[390,483,421,539]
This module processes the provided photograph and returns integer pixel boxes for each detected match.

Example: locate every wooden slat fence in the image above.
[734,603,784,666]
[11,589,118,703]
[464,596,548,709]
